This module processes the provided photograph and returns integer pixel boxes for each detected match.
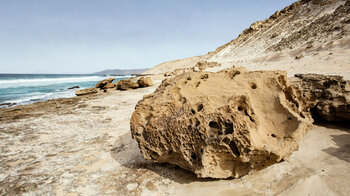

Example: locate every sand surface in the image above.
[0,76,349,195]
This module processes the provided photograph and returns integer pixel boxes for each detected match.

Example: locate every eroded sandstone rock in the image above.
[137,77,153,88]
[291,74,350,122]
[131,68,313,178]
[96,78,115,89]
[75,87,98,96]
[116,79,139,90]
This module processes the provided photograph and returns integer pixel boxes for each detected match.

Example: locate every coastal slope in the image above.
[145,0,350,78]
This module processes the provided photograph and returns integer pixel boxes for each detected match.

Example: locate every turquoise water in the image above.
[0,74,128,108]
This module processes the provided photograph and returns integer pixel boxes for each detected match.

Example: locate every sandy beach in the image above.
[0,75,349,195]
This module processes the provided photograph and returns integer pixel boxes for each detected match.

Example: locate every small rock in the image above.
[116,79,139,90]
[68,86,80,90]
[137,77,153,88]
[75,88,98,96]
[96,78,115,89]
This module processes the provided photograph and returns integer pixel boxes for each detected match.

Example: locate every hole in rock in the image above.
[151,151,159,159]
[197,104,204,112]
[191,153,197,160]
[224,123,234,134]
[229,141,240,157]
[231,71,241,78]
[209,121,220,129]
[251,83,257,89]
[223,137,230,144]
[168,150,173,155]
[201,74,209,79]
[191,109,196,114]
[288,117,292,120]
[238,106,244,111]
[195,120,200,127]
[271,134,277,138]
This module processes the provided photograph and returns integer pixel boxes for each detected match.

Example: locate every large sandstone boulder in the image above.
[131,68,313,179]
[291,74,350,122]
[96,78,115,89]
[75,87,98,96]
[116,79,139,90]
[137,77,153,88]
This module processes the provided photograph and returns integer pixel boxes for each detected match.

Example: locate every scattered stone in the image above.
[68,86,80,90]
[194,61,222,70]
[96,78,115,89]
[116,79,139,90]
[137,77,153,88]
[75,88,98,96]
[131,68,313,178]
[292,74,350,122]
[0,102,16,108]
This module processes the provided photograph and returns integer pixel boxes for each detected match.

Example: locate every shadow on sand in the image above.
[109,132,219,184]
[316,122,350,164]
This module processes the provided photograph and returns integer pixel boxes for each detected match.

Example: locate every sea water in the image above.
[0,74,128,108]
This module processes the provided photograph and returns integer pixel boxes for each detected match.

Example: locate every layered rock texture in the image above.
[131,68,313,178]
[292,73,350,122]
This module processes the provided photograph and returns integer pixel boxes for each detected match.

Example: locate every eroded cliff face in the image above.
[131,68,313,178]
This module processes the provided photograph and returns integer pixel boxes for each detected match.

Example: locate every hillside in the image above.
[145,0,350,78]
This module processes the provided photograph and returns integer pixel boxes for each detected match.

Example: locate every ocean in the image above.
[0,74,128,108]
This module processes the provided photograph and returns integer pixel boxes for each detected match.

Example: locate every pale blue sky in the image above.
[0,0,296,74]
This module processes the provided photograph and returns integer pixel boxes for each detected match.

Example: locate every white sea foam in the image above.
[0,76,122,89]
[6,89,76,106]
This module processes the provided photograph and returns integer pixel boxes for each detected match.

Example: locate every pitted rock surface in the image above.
[131,68,313,178]
[292,73,350,122]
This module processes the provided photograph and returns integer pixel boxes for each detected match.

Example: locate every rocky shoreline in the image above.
[0,73,349,195]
